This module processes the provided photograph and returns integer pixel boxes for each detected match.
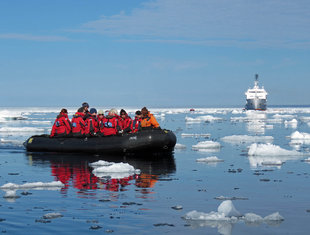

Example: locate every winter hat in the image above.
[77,107,84,113]
[135,110,142,115]
[82,102,89,108]
[120,109,127,115]
[90,108,97,114]
[108,108,118,116]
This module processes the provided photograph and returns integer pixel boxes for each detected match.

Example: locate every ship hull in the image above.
[245,98,267,110]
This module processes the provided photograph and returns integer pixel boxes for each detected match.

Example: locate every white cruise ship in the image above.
[245,74,268,110]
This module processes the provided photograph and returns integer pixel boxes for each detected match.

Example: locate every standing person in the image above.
[140,107,160,129]
[71,107,86,137]
[119,109,131,132]
[129,110,142,133]
[85,108,98,137]
[50,109,71,137]
[99,109,122,136]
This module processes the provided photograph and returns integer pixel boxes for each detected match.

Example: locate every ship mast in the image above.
[254,74,259,87]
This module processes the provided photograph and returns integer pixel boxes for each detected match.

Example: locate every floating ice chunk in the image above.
[0,181,64,190]
[0,127,46,133]
[218,200,241,217]
[184,210,230,221]
[273,114,295,119]
[43,213,63,219]
[248,143,303,156]
[284,119,298,128]
[221,135,273,144]
[261,160,283,166]
[302,157,310,162]
[243,213,263,223]
[185,115,223,123]
[263,212,284,221]
[181,133,211,138]
[196,156,224,163]
[192,141,221,150]
[290,131,310,140]
[175,143,186,149]
[90,160,140,179]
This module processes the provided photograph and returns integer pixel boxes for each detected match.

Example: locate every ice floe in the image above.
[196,156,224,163]
[185,115,223,123]
[181,133,211,138]
[174,143,186,149]
[184,200,284,235]
[0,127,46,133]
[221,135,273,144]
[248,143,303,156]
[0,181,64,202]
[89,160,140,179]
[284,119,298,128]
[247,143,306,168]
[192,141,221,151]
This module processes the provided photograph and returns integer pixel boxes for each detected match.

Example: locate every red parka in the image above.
[130,117,142,133]
[98,115,121,136]
[119,115,132,130]
[50,113,71,137]
[71,112,86,135]
[85,115,98,136]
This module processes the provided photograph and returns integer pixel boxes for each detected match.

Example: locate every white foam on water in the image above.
[43,213,63,219]
[192,141,221,150]
[221,135,273,144]
[90,160,140,179]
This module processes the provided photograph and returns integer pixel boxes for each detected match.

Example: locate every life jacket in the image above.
[130,117,142,133]
[85,115,98,136]
[71,112,86,134]
[141,112,160,128]
[50,113,71,137]
[119,115,132,130]
[99,115,120,136]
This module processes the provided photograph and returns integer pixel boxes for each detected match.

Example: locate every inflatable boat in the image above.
[24,129,176,154]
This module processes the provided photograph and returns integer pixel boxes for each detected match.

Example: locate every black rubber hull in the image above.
[24,129,177,154]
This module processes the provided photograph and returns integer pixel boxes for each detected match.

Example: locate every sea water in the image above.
[1,107,310,234]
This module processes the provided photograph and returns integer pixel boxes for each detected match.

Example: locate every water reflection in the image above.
[25,153,176,196]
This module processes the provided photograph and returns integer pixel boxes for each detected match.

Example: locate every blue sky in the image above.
[1,0,310,107]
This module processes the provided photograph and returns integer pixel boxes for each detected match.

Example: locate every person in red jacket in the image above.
[119,109,132,132]
[98,108,121,136]
[71,107,86,137]
[129,110,142,133]
[97,109,105,133]
[50,109,71,137]
[85,108,98,137]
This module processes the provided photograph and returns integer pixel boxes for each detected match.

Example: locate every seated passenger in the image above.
[71,107,86,137]
[119,109,132,132]
[129,110,142,133]
[85,108,98,137]
[81,102,90,120]
[140,107,160,129]
[50,108,71,137]
[98,109,121,136]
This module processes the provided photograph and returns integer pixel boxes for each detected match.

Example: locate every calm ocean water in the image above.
[1,107,310,234]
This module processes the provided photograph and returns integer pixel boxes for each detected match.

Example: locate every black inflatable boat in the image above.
[24,129,176,154]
